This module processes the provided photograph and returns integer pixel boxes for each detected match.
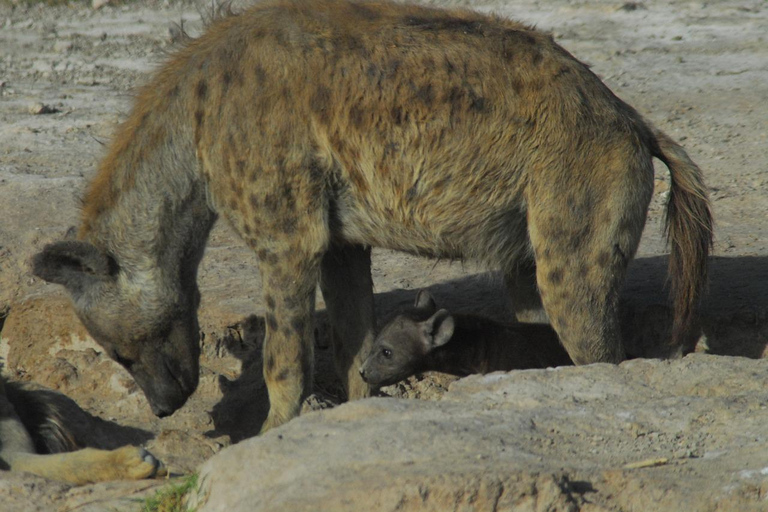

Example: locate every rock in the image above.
[190,355,768,512]
[27,102,58,115]
[53,40,73,53]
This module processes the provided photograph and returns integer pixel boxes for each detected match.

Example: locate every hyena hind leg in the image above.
[528,212,643,364]
[319,244,375,400]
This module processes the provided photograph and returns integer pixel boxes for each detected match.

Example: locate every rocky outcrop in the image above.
[191,355,768,512]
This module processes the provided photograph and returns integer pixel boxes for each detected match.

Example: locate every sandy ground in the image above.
[0,0,767,509]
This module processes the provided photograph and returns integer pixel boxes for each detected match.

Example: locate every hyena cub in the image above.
[33,0,712,433]
[360,291,573,388]
[0,371,163,485]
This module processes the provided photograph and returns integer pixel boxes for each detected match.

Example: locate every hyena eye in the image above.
[382,348,393,358]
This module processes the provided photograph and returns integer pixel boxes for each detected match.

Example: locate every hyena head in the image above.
[360,290,455,388]
[32,240,200,417]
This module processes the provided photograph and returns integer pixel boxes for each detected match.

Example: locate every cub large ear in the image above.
[414,289,438,314]
[420,309,455,349]
[32,241,117,297]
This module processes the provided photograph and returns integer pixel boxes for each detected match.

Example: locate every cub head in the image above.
[359,290,454,388]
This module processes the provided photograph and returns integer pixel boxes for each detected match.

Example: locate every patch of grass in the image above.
[142,473,199,512]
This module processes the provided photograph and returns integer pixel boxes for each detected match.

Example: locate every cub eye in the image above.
[382,348,392,358]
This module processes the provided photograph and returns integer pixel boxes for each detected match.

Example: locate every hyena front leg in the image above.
[258,250,321,433]
[504,260,550,324]
[7,446,163,485]
[320,244,375,399]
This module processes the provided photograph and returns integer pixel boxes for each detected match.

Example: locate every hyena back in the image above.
[32,0,712,432]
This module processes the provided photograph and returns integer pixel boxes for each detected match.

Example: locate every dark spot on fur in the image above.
[350,3,380,20]
[597,250,612,267]
[266,355,275,372]
[548,269,564,285]
[168,85,179,98]
[254,65,267,85]
[554,316,568,330]
[266,314,278,332]
[578,264,589,278]
[250,193,259,209]
[470,95,488,113]
[291,317,306,335]
[258,249,279,265]
[554,66,572,79]
[196,80,208,100]
[265,295,276,310]
[195,110,204,127]
[275,369,290,381]
[391,106,407,125]
[349,105,365,129]
[264,193,279,211]
[222,71,232,92]
[405,16,484,35]
[242,223,251,235]
[529,49,544,66]
[281,183,295,209]
[414,83,434,106]
[504,29,536,47]
[311,85,331,113]
[281,216,297,234]
[444,57,456,75]
[568,224,592,251]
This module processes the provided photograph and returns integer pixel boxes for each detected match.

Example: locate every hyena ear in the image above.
[32,241,117,297]
[414,289,438,313]
[421,309,455,349]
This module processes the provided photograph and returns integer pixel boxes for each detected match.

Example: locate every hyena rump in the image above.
[32,0,712,432]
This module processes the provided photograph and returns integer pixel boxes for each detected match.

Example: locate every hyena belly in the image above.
[33,0,710,432]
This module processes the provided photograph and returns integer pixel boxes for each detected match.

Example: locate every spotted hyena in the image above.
[360,290,573,388]
[0,370,163,485]
[32,0,712,433]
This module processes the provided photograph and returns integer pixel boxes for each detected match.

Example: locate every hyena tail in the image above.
[652,128,714,350]
[4,381,78,454]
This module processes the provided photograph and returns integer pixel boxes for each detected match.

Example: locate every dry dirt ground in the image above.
[0,0,766,510]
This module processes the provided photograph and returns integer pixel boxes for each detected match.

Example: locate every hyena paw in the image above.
[111,446,167,480]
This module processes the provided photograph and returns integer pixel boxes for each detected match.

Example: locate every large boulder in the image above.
[190,354,768,512]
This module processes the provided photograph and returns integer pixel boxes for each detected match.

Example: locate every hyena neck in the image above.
[78,103,216,287]
[420,315,493,376]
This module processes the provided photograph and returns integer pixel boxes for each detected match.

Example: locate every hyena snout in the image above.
[120,318,201,418]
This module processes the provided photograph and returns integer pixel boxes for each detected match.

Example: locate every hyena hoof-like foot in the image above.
[109,446,166,480]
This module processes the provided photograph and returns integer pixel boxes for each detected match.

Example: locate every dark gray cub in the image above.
[360,291,573,388]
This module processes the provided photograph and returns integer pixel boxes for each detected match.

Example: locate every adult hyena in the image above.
[32,0,712,432]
